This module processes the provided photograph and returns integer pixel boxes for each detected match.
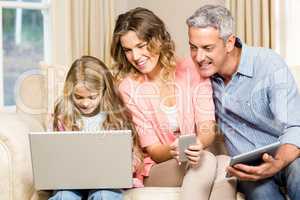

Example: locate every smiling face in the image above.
[188,26,231,78]
[120,30,161,78]
[72,83,101,117]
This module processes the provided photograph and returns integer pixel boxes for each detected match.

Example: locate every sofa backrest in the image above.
[15,62,67,129]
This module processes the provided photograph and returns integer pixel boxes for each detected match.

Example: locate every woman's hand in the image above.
[185,138,204,167]
[169,139,179,163]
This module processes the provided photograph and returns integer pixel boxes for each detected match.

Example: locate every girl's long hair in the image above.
[111,7,176,82]
[53,56,143,165]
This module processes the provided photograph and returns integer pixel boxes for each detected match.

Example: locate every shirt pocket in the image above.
[224,92,278,128]
[223,95,258,124]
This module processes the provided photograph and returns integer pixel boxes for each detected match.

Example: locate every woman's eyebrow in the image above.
[122,41,146,49]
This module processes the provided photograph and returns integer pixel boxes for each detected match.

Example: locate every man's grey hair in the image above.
[186,5,234,42]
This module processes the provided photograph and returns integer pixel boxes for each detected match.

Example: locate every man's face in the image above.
[188,26,229,78]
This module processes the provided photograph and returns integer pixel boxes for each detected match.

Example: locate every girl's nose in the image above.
[81,100,90,107]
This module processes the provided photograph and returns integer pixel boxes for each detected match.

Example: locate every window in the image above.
[0,0,50,110]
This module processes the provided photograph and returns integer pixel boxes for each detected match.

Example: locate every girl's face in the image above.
[72,83,101,116]
[120,31,161,79]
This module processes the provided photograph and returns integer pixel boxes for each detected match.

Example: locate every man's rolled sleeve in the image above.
[271,64,300,149]
[280,127,300,148]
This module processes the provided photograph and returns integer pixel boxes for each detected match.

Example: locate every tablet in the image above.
[229,141,281,166]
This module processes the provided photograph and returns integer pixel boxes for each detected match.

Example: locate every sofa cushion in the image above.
[123,187,245,200]
[124,187,180,200]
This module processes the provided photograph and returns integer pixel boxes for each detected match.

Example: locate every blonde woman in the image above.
[111,7,234,200]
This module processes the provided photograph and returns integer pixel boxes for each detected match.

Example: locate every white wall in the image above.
[285,0,300,66]
[114,0,225,58]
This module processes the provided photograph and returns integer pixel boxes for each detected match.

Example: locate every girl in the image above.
[49,56,143,200]
[111,7,236,200]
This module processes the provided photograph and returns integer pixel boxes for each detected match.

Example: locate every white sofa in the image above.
[3,64,299,200]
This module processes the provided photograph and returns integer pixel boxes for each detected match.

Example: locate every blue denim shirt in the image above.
[212,40,300,156]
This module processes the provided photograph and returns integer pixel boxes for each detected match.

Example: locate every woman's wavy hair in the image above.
[111,7,176,81]
[53,56,143,164]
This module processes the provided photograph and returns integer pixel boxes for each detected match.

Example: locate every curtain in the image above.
[225,0,276,49]
[40,0,114,117]
[50,0,115,67]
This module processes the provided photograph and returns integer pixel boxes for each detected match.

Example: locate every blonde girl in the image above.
[49,56,142,200]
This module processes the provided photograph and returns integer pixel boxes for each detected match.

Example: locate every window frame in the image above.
[0,0,51,111]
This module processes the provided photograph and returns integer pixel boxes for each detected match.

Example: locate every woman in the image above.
[111,7,235,200]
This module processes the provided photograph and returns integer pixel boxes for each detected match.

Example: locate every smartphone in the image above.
[178,135,197,162]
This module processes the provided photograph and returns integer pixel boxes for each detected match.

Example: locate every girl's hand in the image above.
[184,139,203,167]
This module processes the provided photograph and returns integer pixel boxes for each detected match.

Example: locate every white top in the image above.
[81,112,107,132]
[160,104,179,132]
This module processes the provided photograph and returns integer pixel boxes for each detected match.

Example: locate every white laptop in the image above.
[28,130,133,190]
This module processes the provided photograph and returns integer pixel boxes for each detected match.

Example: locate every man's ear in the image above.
[225,35,236,52]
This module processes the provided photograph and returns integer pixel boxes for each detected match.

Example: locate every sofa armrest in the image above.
[0,112,45,200]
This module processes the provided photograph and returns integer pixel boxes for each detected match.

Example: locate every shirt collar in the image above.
[211,37,253,81]
[236,38,253,78]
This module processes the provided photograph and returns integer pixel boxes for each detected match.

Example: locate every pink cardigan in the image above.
[119,58,215,180]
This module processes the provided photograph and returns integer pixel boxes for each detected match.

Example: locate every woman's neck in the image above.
[146,64,163,81]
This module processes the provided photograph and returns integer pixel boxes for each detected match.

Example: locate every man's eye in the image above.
[205,47,213,52]
[190,46,197,51]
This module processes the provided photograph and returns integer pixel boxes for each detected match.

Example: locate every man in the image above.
[186,5,300,200]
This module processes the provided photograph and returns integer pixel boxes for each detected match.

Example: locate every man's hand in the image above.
[227,153,284,181]
[227,144,299,181]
